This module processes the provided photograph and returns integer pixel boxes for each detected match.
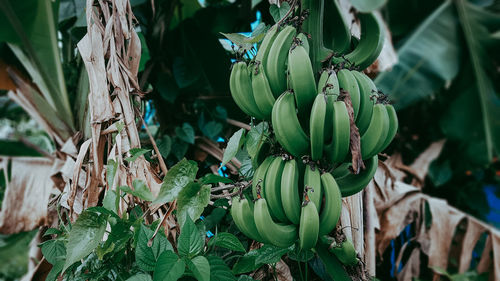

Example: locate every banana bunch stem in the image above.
[301,0,332,75]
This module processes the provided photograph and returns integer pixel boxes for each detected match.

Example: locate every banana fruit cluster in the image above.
[228,10,397,260]
[232,158,341,250]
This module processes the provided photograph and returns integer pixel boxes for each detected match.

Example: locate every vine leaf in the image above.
[153,158,198,205]
[222,128,246,166]
[62,210,107,272]
[178,216,204,258]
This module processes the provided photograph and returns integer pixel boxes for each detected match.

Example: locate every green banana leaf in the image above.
[350,0,387,13]
[454,0,500,160]
[0,0,74,130]
[375,0,461,110]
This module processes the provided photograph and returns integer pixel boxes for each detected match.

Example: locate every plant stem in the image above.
[301,0,332,75]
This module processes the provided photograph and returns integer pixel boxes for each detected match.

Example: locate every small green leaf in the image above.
[157,135,172,158]
[175,123,195,144]
[201,121,223,140]
[46,259,64,281]
[254,244,290,265]
[102,190,119,214]
[237,276,257,281]
[153,158,198,205]
[120,180,154,201]
[153,251,185,281]
[208,232,245,252]
[43,228,62,237]
[97,221,132,259]
[126,273,153,281]
[172,137,189,160]
[246,122,268,158]
[40,240,66,264]
[187,256,210,281]
[203,208,227,230]
[63,210,107,272]
[177,183,211,226]
[125,148,150,162]
[269,2,291,23]
[222,128,246,166]
[178,216,204,258]
[288,244,314,262]
[220,33,254,51]
[428,160,453,186]
[208,255,236,281]
[106,159,118,188]
[135,224,173,272]
[232,255,259,275]
[199,174,233,185]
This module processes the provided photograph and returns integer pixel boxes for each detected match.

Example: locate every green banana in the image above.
[337,69,360,120]
[332,12,385,70]
[229,62,265,119]
[325,101,350,163]
[296,33,310,54]
[280,159,302,224]
[266,26,297,97]
[351,71,376,135]
[317,69,340,142]
[332,239,359,266]
[263,156,289,222]
[288,42,317,114]
[331,162,351,178]
[254,198,298,248]
[310,94,327,161]
[323,0,351,54]
[378,104,398,152]
[304,165,322,212]
[320,236,359,266]
[272,91,310,157]
[319,173,342,235]
[251,63,276,119]
[231,197,267,242]
[252,156,274,199]
[255,25,279,64]
[360,104,389,159]
[299,199,319,250]
[335,155,378,197]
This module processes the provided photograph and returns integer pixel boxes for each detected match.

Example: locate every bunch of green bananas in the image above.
[228,7,396,265]
[232,158,341,250]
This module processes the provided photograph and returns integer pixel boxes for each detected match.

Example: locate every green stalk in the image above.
[301,0,332,75]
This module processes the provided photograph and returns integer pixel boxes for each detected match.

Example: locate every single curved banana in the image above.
[335,155,378,197]
[331,239,359,266]
[351,71,376,135]
[310,94,327,161]
[266,26,297,97]
[323,0,351,54]
[337,69,360,120]
[263,156,289,222]
[378,104,398,152]
[251,63,276,119]
[289,43,317,114]
[255,25,279,64]
[296,33,310,54]
[360,104,389,159]
[317,70,340,142]
[331,12,385,70]
[304,165,322,212]
[331,162,351,178]
[231,197,267,243]
[299,200,320,250]
[254,198,298,248]
[272,91,310,157]
[252,156,274,199]
[325,101,350,164]
[319,173,342,235]
[229,62,265,119]
[280,159,301,224]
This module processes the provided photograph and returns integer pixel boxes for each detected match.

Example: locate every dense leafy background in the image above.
[0,0,499,280]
